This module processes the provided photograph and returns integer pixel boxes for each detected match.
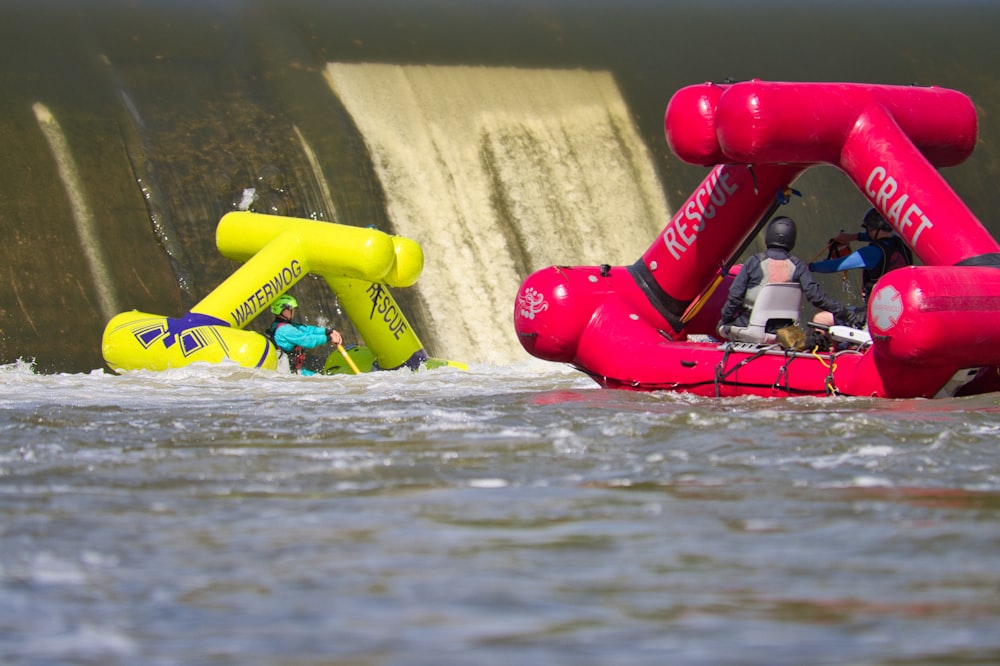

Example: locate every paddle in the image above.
[337,344,362,375]
[326,327,362,375]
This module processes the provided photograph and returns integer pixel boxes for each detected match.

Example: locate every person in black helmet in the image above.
[718,216,860,338]
[809,208,914,327]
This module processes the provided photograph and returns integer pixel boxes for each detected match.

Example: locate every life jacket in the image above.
[826,238,853,261]
[862,236,913,298]
[266,319,307,373]
[744,254,795,312]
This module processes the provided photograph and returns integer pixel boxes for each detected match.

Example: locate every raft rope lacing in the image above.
[714,343,779,397]
[714,343,845,396]
[810,347,840,395]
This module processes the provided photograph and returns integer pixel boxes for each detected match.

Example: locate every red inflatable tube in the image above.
[839,104,1000,266]
[514,264,671,363]
[664,82,727,165]
[666,81,977,168]
[868,266,1000,369]
[715,80,977,167]
[636,162,806,306]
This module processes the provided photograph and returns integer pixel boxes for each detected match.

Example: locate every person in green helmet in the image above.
[266,294,342,375]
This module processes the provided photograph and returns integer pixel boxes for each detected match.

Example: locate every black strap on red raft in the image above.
[713,344,841,397]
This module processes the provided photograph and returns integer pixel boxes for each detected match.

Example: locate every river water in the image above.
[3,360,999,665]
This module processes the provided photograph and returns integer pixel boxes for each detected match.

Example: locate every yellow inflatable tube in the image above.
[216,211,423,287]
[325,276,425,371]
[102,311,278,373]
[191,230,307,329]
[197,213,424,330]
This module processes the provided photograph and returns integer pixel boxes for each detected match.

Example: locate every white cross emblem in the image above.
[869,285,903,332]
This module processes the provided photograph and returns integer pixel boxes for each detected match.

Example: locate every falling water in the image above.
[325,63,670,363]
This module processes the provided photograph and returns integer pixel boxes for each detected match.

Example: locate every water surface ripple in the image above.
[2,361,999,665]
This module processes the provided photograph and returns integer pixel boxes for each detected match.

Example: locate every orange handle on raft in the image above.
[338,344,362,375]
[679,273,726,326]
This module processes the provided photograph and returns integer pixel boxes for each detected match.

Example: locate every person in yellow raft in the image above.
[266,294,343,375]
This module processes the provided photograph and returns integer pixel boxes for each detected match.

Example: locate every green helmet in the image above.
[271,294,298,315]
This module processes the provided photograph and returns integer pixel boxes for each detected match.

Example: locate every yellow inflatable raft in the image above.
[102,212,465,374]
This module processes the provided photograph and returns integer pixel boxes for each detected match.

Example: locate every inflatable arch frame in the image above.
[103,212,457,374]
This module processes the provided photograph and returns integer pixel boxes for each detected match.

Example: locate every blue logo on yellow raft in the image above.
[133,313,230,356]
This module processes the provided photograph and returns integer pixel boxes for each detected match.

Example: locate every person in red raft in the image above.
[266,294,343,375]
[808,207,915,328]
[717,216,862,340]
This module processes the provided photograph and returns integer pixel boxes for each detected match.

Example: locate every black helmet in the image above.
[862,207,892,233]
[764,216,797,251]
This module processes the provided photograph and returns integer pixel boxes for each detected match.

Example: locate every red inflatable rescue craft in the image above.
[514,81,1000,398]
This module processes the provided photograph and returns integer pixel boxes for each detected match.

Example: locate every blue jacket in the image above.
[809,245,882,273]
[267,318,330,375]
[809,235,913,299]
[272,321,329,352]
